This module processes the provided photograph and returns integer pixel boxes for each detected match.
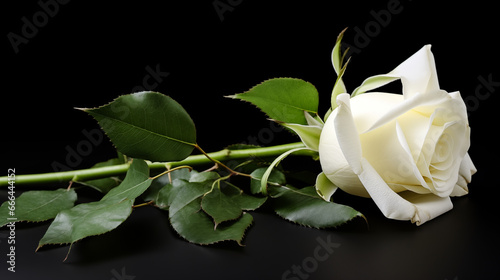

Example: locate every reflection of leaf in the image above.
[273,186,363,228]
[81,91,196,162]
[37,160,151,250]
[229,78,319,125]
[0,189,77,227]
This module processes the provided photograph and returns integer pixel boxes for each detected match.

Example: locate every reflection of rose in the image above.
[318,45,476,225]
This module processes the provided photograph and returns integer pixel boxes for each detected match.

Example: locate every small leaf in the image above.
[260,147,312,195]
[188,171,220,183]
[0,189,77,227]
[304,112,324,127]
[273,186,362,228]
[351,74,400,97]
[332,28,348,76]
[229,78,319,125]
[167,180,212,217]
[81,91,196,162]
[223,182,267,211]
[154,183,173,209]
[101,159,152,202]
[250,167,286,195]
[165,179,253,245]
[279,122,322,151]
[315,172,338,201]
[330,57,351,109]
[201,181,267,228]
[202,184,242,228]
[142,167,196,202]
[170,198,253,246]
[154,171,219,209]
[330,28,349,110]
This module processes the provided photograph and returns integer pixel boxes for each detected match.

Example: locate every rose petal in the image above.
[459,152,477,182]
[451,153,476,197]
[395,120,431,192]
[360,158,453,225]
[364,90,449,133]
[334,93,363,174]
[399,191,453,225]
[389,45,440,99]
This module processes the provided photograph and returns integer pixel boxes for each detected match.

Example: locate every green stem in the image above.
[0,142,311,187]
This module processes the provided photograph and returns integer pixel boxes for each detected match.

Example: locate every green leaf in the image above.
[167,180,212,217]
[351,74,399,97]
[76,158,123,193]
[143,167,198,203]
[229,78,319,125]
[260,147,312,195]
[315,172,338,201]
[273,186,363,228]
[330,28,349,110]
[154,170,220,209]
[102,159,152,202]
[279,122,322,151]
[0,189,77,227]
[154,183,173,209]
[201,181,267,228]
[330,58,350,109]
[332,28,348,76]
[81,91,196,162]
[202,183,242,228]
[170,198,253,246]
[37,159,152,250]
[165,179,253,245]
[223,182,267,211]
[38,199,134,248]
[250,167,286,195]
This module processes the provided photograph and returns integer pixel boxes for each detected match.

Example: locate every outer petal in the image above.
[350,45,440,99]
[399,191,453,225]
[389,45,440,99]
[359,151,453,225]
[333,93,362,174]
[450,153,477,197]
[364,90,449,133]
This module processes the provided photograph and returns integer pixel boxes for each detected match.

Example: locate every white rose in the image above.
[318,45,477,225]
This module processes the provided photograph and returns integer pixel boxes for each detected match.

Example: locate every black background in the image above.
[1,0,499,279]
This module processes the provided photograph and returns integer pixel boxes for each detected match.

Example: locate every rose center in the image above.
[433,133,453,163]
